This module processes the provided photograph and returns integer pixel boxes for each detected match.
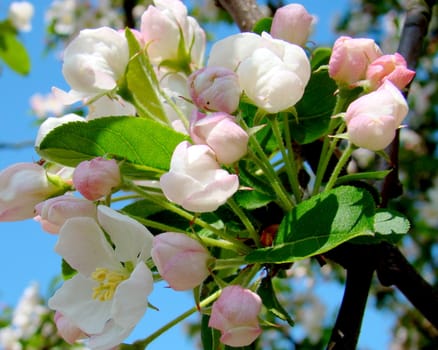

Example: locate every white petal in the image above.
[56,217,120,276]
[35,113,84,147]
[97,206,154,262]
[48,274,111,334]
[207,32,262,70]
[87,319,133,350]
[111,263,153,328]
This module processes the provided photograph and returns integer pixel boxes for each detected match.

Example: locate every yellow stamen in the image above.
[91,267,128,302]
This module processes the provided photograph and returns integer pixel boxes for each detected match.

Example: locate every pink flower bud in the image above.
[160,141,239,212]
[54,311,86,344]
[190,111,248,164]
[188,67,241,114]
[270,3,314,46]
[345,80,409,150]
[34,195,97,234]
[209,285,262,347]
[72,158,121,201]
[0,163,65,221]
[366,53,415,90]
[329,36,383,86]
[151,232,211,290]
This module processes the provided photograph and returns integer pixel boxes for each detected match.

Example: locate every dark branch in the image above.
[216,0,264,32]
[376,242,438,328]
[327,268,374,350]
[380,0,435,206]
[325,244,376,349]
[123,0,136,28]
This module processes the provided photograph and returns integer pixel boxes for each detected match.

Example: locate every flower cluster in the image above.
[0,1,415,349]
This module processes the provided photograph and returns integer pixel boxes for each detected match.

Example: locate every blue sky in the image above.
[0,1,394,349]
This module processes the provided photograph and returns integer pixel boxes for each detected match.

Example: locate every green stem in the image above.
[200,236,244,252]
[213,257,247,270]
[126,181,251,254]
[161,89,190,130]
[312,92,351,195]
[270,114,302,203]
[227,198,260,247]
[247,147,294,212]
[241,110,293,210]
[111,194,142,202]
[124,214,186,234]
[132,290,221,349]
[312,122,346,195]
[233,263,262,288]
[324,143,354,192]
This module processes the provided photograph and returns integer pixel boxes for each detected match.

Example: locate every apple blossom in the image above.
[207,32,262,71]
[45,0,79,36]
[209,285,262,347]
[73,158,121,201]
[0,163,70,222]
[48,205,154,350]
[58,27,129,103]
[152,232,211,290]
[11,282,48,338]
[329,36,382,86]
[86,95,136,120]
[35,113,85,147]
[188,67,241,114]
[270,3,314,47]
[345,80,409,150]
[30,92,67,119]
[190,111,248,164]
[34,195,97,234]
[159,72,194,131]
[366,53,415,90]
[54,311,87,344]
[8,1,34,32]
[208,32,311,113]
[140,0,205,71]
[160,141,239,212]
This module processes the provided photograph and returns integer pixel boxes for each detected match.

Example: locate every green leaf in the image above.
[374,209,410,236]
[245,186,375,264]
[61,259,76,280]
[0,28,30,75]
[353,209,410,245]
[252,17,272,35]
[335,170,392,185]
[201,313,221,350]
[258,276,295,326]
[291,69,337,144]
[310,47,332,69]
[121,200,191,235]
[121,29,167,122]
[37,116,188,174]
[234,189,275,210]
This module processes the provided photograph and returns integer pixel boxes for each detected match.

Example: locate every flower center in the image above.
[91,267,128,302]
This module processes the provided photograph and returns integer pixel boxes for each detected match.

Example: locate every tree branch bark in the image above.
[380,0,435,206]
[123,0,136,28]
[216,0,264,32]
[325,244,377,349]
[376,242,438,328]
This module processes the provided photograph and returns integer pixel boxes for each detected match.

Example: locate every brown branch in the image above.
[380,0,435,207]
[376,242,438,328]
[123,0,136,28]
[325,244,377,349]
[215,0,264,32]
